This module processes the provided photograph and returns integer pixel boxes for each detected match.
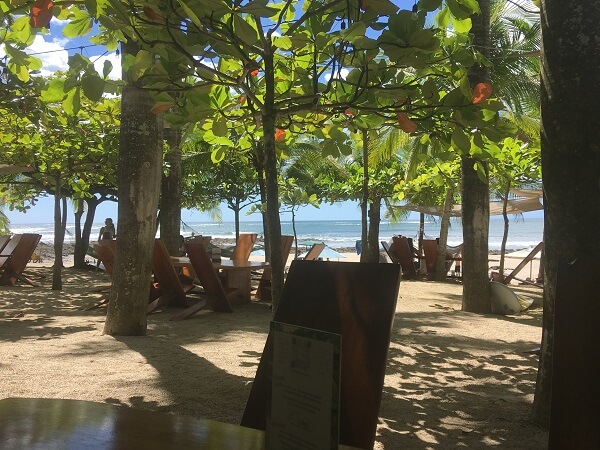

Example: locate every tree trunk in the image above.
[498,182,511,279]
[253,144,270,259]
[73,199,85,268]
[532,0,600,427]
[461,158,491,312]
[418,212,425,274]
[365,197,381,263]
[461,0,491,313]
[52,175,64,290]
[360,130,369,262]
[234,199,240,242]
[262,50,283,312]
[291,208,298,258]
[435,188,454,281]
[73,196,101,269]
[159,127,182,256]
[104,40,163,336]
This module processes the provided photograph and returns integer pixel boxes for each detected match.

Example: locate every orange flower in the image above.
[274,128,286,143]
[472,82,493,104]
[30,0,53,28]
[397,113,417,133]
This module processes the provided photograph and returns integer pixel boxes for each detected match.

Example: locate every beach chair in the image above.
[183,235,212,249]
[0,233,42,286]
[241,260,401,449]
[147,239,199,314]
[84,242,117,310]
[255,235,294,302]
[230,233,257,261]
[381,240,399,264]
[169,242,237,320]
[0,235,10,254]
[303,242,326,261]
[422,239,462,280]
[390,235,419,280]
[502,241,544,287]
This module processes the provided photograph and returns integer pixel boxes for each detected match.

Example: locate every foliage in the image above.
[0,74,120,213]
[181,134,259,215]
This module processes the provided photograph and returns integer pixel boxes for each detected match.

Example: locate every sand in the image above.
[0,247,548,448]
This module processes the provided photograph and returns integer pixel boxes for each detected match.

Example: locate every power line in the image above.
[26,44,105,57]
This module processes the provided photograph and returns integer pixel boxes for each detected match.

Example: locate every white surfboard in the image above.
[490,281,533,315]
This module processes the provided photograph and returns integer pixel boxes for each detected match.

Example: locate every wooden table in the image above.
[0,397,263,449]
[0,398,360,449]
[171,257,269,303]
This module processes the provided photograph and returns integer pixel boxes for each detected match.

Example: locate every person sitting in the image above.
[98,218,116,242]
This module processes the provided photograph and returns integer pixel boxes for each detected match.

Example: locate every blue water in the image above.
[9,217,543,251]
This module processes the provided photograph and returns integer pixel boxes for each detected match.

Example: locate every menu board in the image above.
[266,322,341,450]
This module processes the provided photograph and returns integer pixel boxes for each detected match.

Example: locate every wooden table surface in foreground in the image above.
[0,397,264,449]
[0,398,360,450]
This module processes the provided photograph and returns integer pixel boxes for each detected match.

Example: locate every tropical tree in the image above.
[182,137,260,240]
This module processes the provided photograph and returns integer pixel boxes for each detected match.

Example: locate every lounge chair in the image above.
[230,233,257,261]
[0,233,42,286]
[255,235,294,302]
[303,242,326,261]
[147,239,199,314]
[86,241,159,311]
[422,238,462,280]
[390,235,419,279]
[241,260,401,449]
[0,235,10,254]
[502,241,544,287]
[169,241,237,320]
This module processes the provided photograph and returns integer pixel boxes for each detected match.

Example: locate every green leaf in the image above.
[418,0,442,11]
[272,35,292,50]
[233,14,259,45]
[82,73,105,101]
[102,60,113,78]
[41,79,66,103]
[62,87,81,115]
[238,0,278,17]
[435,7,450,28]
[341,22,366,43]
[212,118,228,137]
[446,0,474,20]
[451,128,471,153]
[453,17,472,33]
[63,16,93,38]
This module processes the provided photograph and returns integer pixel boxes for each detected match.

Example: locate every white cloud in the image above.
[92,52,122,80]
[324,68,349,81]
[27,35,69,76]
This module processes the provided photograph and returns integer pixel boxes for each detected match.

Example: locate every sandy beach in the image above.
[0,244,548,448]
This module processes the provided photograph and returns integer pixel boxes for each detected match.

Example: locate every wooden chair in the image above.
[390,235,419,279]
[303,242,326,260]
[170,242,237,320]
[381,240,399,264]
[0,233,42,286]
[255,235,294,302]
[184,235,212,249]
[241,260,401,449]
[422,239,462,280]
[502,241,544,287]
[147,239,198,314]
[230,233,257,261]
[0,235,10,254]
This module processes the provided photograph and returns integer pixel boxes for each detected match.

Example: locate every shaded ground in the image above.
[0,266,547,448]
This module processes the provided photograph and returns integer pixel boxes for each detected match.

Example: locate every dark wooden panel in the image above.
[549,256,600,449]
[241,260,401,449]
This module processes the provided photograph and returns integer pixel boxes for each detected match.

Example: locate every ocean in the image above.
[10,217,543,251]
